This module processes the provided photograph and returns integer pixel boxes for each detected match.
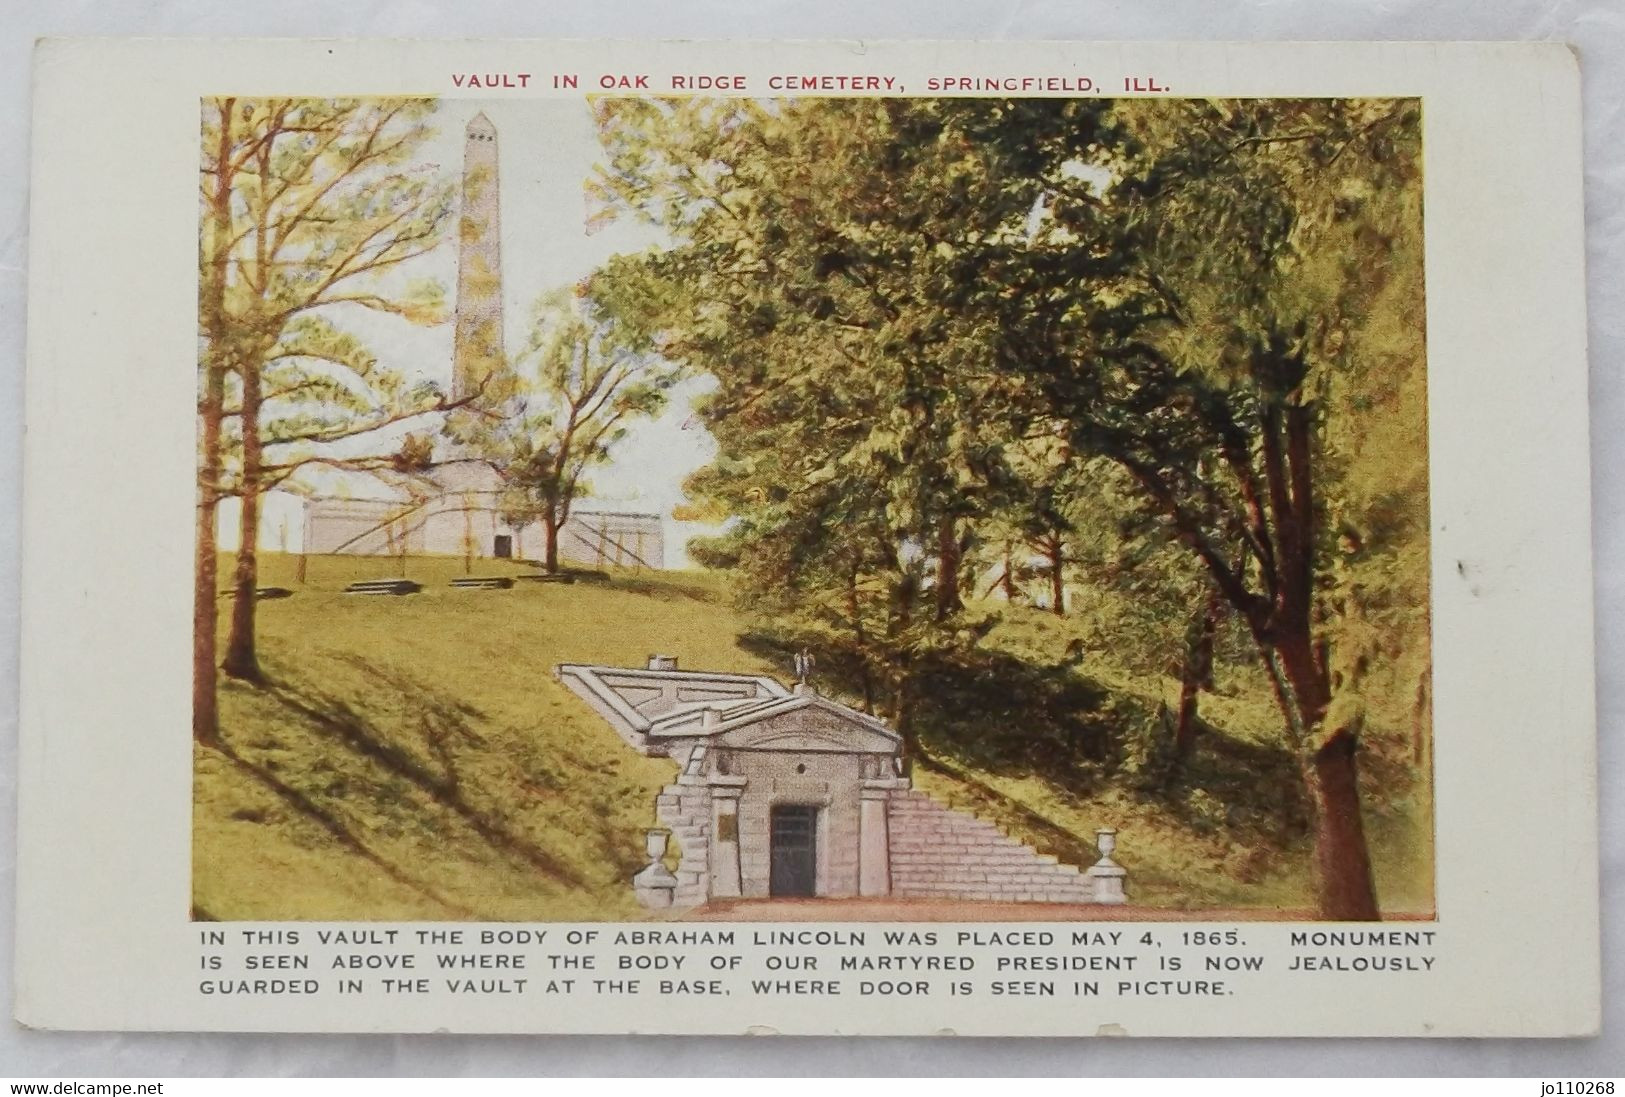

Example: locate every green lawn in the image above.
[195,553,1433,920]
[909,607,1434,914]
[195,555,774,921]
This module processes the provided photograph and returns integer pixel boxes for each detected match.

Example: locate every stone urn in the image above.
[1084,827,1128,905]
[632,828,678,909]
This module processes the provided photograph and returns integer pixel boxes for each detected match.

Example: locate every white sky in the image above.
[322,98,717,567]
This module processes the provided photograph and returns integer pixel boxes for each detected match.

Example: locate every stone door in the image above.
[769,804,819,897]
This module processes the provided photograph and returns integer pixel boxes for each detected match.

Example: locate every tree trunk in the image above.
[1276,396,1377,918]
[889,675,918,767]
[1129,357,1381,920]
[1046,537,1065,617]
[1172,675,1200,758]
[1412,664,1431,766]
[1000,543,1018,602]
[846,563,876,714]
[891,570,916,632]
[1305,727,1380,920]
[223,359,263,681]
[193,451,221,745]
[193,98,234,747]
[222,487,262,680]
[934,517,962,621]
[224,126,276,683]
[544,516,560,573]
[1173,587,1221,758]
[1263,618,1380,921]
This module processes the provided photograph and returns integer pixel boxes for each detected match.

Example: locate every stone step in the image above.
[893,881,1094,896]
[882,789,1100,905]
[891,837,1054,853]
[892,865,1083,882]
[891,879,1088,894]
[888,840,1030,855]
[892,875,1093,891]
[889,820,1005,836]
[891,842,1052,857]
[893,855,1078,870]
[888,802,997,817]
[343,579,423,595]
[888,816,1011,832]
[884,802,994,819]
[892,870,1080,886]
[890,830,1015,845]
[890,861,1066,876]
[890,884,1092,903]
[890,851,1066,864]
[888,818,1015,831]
[889,818,1005,835]
[890,847,1053,861]
[450,576,515,590]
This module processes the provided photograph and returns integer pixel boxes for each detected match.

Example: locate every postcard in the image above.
[15,38,1598,1036]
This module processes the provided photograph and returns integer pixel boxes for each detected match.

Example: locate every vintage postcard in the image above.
[16,39,1597,1036]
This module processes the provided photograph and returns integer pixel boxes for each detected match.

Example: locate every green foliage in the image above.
[196,556,1430,917]
[590,96,1431,916]
[200,96,459,500]
[196,95,1433,918]
[593,98,1088,730]
[457,278,681,570]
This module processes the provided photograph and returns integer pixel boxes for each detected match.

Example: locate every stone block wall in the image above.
[885,790,1096,903]
[730,748,865,898]
[654,781,714,909]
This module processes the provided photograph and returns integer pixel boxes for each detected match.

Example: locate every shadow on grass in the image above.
[1159,720,1311,848]
[606,572,724,604]
[914,647,1308,854]
[587,804,652,882]
[739,629,1308,857]
[913,647,1122,775]
[224,655,590,892]
[214,741,477,918]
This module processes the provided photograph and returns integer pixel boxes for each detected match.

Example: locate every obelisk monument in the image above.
[453,111,505,400]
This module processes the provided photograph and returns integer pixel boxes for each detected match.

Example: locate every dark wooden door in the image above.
[493,534,513,559]
[769,804,819,897]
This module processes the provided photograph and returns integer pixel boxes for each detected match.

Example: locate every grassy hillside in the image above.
[905,607,1433,914]
[195,555,777,921]
[196,553,1432,920]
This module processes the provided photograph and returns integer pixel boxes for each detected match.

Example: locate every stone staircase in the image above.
[887,790,1096,903]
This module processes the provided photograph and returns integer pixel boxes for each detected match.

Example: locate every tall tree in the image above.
[591,98,1042,746]
[195,96,240,746]
[593,96,1427,918]
[982,98,1425,918]
[474,282,677,573]
[197,97,454,705]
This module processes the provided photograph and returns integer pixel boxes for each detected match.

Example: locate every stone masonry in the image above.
[655,781,715,909]
[886,790,1096,903]
[559,658,1127,909]
[654,779,1101,906]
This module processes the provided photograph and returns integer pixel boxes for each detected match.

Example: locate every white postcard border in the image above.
[16,38,1598,1036]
